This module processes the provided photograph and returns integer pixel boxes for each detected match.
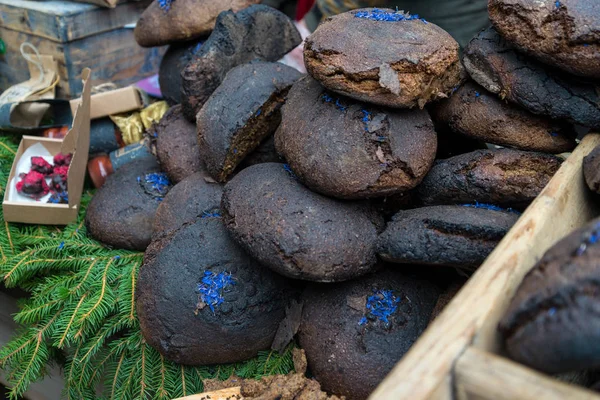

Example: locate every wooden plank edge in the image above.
[455,347,599,400]
[369,134,600,400]
[173,387,242,400]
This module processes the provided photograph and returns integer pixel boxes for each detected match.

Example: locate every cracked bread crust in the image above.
[275,76,437,200]
[416,149,562,209]
[137,217,292,366]
[376,206,519,270]
[221,163,385,282]
[463,27,600,128]
[499,217,600,373]
[196,62,303,183]
[181,5,301,121]
[489,0,600,79]
[303,8,464,109]
[298,269,440,400]
[430,81,576,154]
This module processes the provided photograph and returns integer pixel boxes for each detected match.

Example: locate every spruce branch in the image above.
[0,134,296,400]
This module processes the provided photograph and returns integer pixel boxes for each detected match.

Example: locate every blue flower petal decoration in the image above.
[354,8,427,23]
[359,289,400,326]
[197,271,236,313]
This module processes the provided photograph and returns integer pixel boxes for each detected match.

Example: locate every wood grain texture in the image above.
[0,27,165,97]
[174,387,242,400]
[0,291,64,400]
[0,0,150,42]
[455,347,599,400]
[369,134,600,400]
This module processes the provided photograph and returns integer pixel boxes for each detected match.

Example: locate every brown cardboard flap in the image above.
[69,86,143,120]
[63,68,91,209]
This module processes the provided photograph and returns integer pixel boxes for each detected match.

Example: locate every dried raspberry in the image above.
[16,171,49,200]
[53,165,69,177]
[31,157,53,175]
[53,153,72,166]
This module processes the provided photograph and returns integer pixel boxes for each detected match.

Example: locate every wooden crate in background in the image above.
[185,134,600,400]
[0,0,165,98]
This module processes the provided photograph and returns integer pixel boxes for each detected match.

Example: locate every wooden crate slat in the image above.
[369,134,600,400]
[173,387,242,400]
[0,27,165,97]
[0,0,150,42]
[455,347,599,400]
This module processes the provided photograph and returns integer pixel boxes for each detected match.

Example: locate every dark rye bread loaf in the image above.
[137,216,293,365]
[304,8,463,109]
[499,217,600,374]
[181,5,301,120]
[489,0,600,79]
[221,163,385,282]
[430,81,576,154]
[197,62,302,183]
[377,205,520,271]
[152,172,223,236]
[85,158,171,251]
[463,27,600,128]
[275,75,437,199]
[158,40,204,106]
[416,149,562,209]
[134,0,259,47]
[155,105,206,184]
[299,269,440,400]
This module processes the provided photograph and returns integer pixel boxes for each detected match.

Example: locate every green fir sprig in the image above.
[0,135,294,399]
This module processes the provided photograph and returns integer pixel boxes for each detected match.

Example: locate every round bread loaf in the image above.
[137,216,292,365]
[377,205,520,271]
[197,62,302,183]
[489,0,600,79]
[299,269,440,400]
[181,5,301,120]
[155,105,206,184]
[304,8,463,109]
[463,27,600,128]
[85,158,170,251]
[275,75,437,199]
[134,0,259,47]
[430,81,576,154]
[159,40,204,105]
[221,163,384,282]
[153,172,223,236]
[499,217,600,373]
[416,149,562,209]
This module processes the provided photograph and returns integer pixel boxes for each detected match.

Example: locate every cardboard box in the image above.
[2,69,92,225]
[70,86,144,120]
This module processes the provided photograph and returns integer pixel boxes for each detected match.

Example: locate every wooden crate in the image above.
[0,0,165,98]
[185,134,600,400]
[371,133,600,400]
